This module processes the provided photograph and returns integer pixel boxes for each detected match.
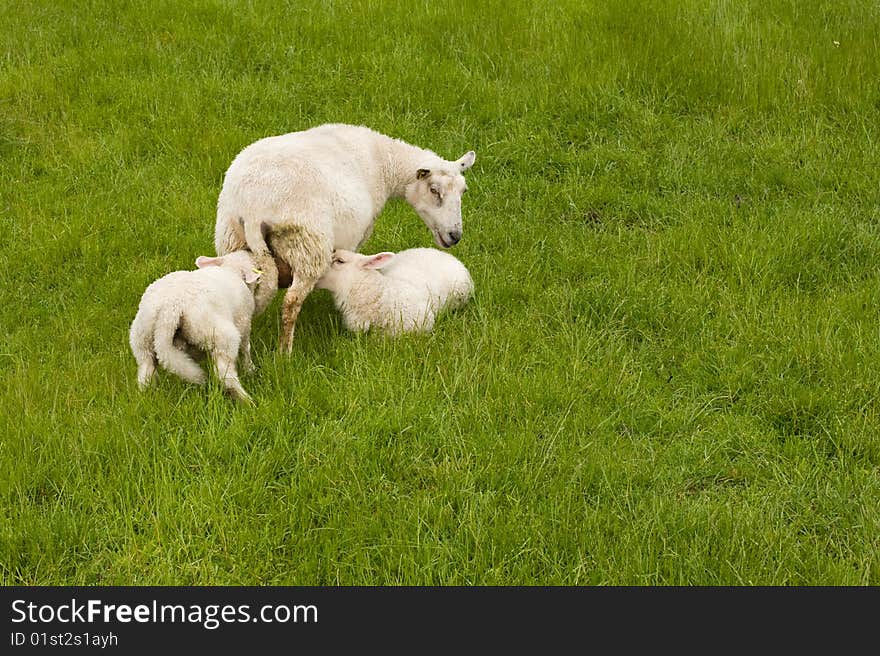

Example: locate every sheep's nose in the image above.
[445,230,462,246]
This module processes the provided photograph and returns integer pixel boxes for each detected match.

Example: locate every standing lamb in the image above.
[214,123,476,352]
[315,247,474,335]
[129,250,263,403]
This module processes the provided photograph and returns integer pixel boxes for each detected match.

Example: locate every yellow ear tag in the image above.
[252,268,264,275]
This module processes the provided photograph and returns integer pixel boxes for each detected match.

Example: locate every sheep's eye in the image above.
[332,257,344,265]
[429,186,441,197]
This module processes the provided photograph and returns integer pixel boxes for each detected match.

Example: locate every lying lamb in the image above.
[316,247,474,335]
[129,251,262,403]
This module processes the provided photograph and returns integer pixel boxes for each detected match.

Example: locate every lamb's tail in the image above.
[152,306,206,385]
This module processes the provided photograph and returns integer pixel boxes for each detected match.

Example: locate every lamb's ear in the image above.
[456,151,476,171]
[416,168,431,180]
[244,268,262,285]
[360,252,395,270]
[195,256,222,268]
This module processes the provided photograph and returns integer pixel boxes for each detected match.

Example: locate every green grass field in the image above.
[2,0,880,585]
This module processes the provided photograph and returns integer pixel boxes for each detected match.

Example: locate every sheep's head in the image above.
[316,249,395,292]
[195,251,263,290]
[405,150,475,249]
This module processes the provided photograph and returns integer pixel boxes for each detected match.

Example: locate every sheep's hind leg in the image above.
[279,279,317,354]
[268,225,331,355]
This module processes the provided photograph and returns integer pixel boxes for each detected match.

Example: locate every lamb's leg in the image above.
[130,311,158,389]
[210,325,251,403]
[136,358,156,389]
[214,352,251,403]
[239,322,255,374]
[131,340,157,389]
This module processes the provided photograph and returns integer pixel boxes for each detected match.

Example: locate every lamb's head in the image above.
[404,151,475,249]
[195,251,263,292]
[316,249,395,293]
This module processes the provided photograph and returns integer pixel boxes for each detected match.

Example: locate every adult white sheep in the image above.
[129,251,263,403]
[316,247,474,335]
[214,123,476,352]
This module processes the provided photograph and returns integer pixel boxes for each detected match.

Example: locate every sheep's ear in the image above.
[195,256,222,268]
[456,151,476,171]
[416,168,431,180]
[244,268,262,285]
[361,252,395,270]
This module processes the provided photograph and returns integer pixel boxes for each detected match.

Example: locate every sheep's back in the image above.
[217,124,387,248]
